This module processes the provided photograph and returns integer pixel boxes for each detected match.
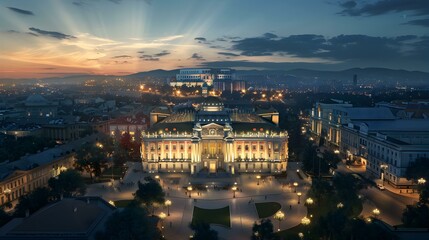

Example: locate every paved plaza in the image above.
[86,162,309,240]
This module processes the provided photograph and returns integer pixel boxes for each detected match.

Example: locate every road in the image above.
[336,162,417,226]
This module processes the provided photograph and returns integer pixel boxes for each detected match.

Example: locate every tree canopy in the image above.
[14,187,51,217]
[134,177,165,212]
[48,169,86,199]
[96,204,161,240]
[189,221,218,240]
[74,142,108,180]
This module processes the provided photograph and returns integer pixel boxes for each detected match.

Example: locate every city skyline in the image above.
[1,0,429,79]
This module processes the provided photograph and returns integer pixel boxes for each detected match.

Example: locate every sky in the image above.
[0,0,428,78]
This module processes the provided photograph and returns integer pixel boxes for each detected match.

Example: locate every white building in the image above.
[141,97,288,174]
[341,120,429,188]
[170,68,235,87]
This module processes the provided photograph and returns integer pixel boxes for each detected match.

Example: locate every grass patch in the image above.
[192,206,230,228]
[114,199,133,208]
[255,202,282,218]
[83,166,128,184]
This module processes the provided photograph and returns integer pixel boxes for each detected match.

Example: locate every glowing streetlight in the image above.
[418,178,426,185]
[232,186,237,198]
[301,217,311,225]
[337,202,344,209]
[334,149,340,154]
[159,212,166,234]
[306,198,314,206]
[297,192,302,204]
[274,210,285,232]
[108,200,115,206]
[187,186,193,198]
[165,200,172,216]
[372,208,380,218]
[293,182,298,193]
[298,232,304,240]
[256,175,261,185]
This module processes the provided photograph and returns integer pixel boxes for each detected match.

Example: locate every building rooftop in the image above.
[0,197,115,240]
[340,107,395,120]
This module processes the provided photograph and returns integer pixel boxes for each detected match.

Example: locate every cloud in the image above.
[190,53,205,61]
[230,33,429,64]
[7,7,34,15]
[263,33,278,39]
[405,18,429,27]
[217,52,240,57]
[29,27,76,40]
[199,60,340,71]
[112,55,132,59]
[340,1,357,9]
[339,0,429,16]
[153,50,170,57]
[194,37,207,42]
[138,50,170,61]
[72,1,86,7]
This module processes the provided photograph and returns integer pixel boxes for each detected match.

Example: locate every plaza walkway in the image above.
[85,162,310,240]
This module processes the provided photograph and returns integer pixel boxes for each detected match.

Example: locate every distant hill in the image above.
[1,67,428,86]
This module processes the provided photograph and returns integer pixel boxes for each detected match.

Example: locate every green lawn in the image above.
[192,206,230,228]
[114,199,133,208]
[255,202,282,218]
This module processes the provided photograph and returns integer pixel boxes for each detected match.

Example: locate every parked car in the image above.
[376,184,385,190]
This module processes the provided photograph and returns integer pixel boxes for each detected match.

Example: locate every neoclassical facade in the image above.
[141,97,288,174]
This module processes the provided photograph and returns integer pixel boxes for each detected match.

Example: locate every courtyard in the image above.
[86,161,309,240]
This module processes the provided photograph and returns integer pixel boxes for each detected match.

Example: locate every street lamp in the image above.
[187,186,193,198]
[108,200,115,206]
[256,175,261,185]
[372,208,380,219]
[159,212,166,236]
[380,164,388,186]
[274,210,285,232]
[306,198,314,206]
[301,216,311,225]
[297,192,302,204]
[418,178,426,185]
[4,189,11,203]
[165,200,172,216]
[293,182,298,193]
[298,232,304,240]
[232,186,237,198]
[337,202,344,209]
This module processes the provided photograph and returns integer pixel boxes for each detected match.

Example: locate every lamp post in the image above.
[232,186,237,198]
[159,212,166,237]
[298,232,304,240]
[418,178,426,185]
[274,210,285,232]
[108,200,115,206]
[187,186,193,198]
[380,164,388,186]
[306,198,314,206]
[372,208,380,219]
[165,200,172,216]
[293,182,298,193]
[337,202,344,209]
[297,192,302,204]
[256,175,261,185]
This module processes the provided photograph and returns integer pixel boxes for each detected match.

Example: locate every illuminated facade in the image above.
[141,97,288,174]
[170,68,235,87]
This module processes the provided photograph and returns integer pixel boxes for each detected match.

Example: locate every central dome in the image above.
[201,97,224,111]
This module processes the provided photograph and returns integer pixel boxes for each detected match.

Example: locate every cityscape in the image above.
[0,1,429,240]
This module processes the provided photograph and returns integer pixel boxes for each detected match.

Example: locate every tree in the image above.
[0,207,11,227]
[402,203,429,228]
[406,157,429,203]
[48,169,86,199]
[112,147,130,166]
[14,187,51,217]
[251,219,277,240]
[189,221,218,240]
[134,177,165,214]
[96,204,161,240]
[74,142,107,180]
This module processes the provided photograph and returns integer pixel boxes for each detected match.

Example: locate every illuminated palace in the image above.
[141,97,288,174]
